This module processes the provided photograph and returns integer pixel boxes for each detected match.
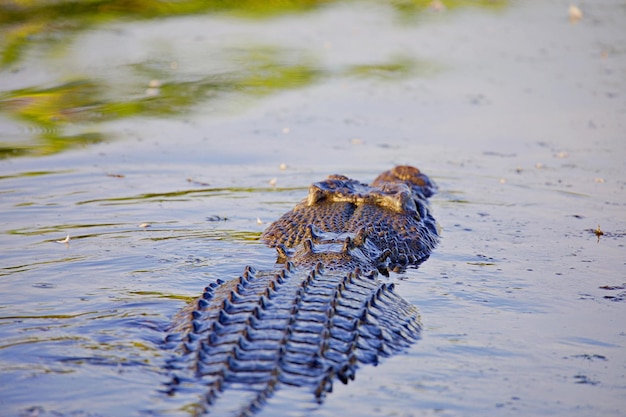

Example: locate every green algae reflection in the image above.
[0,48,320,158]
[0,0,507,159]
[0,0,334,68]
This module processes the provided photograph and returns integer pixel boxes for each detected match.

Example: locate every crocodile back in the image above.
[166,264,421,416]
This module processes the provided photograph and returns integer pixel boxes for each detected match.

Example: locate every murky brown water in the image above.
[1,1,625,416]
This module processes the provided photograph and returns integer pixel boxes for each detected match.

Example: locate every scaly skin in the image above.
[164,166,439,416]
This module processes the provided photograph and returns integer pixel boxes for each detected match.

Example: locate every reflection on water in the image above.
[0,0,331,69]
[2,0,624,416]
[0,0,505,159]
[75,185,304,205]
[0,0,507,65]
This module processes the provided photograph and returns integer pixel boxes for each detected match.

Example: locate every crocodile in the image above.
[163,165,439,416]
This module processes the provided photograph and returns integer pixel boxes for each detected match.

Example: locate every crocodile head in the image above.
[262,165,439,274]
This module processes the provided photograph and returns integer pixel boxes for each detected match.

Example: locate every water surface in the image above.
[1,1,625,416]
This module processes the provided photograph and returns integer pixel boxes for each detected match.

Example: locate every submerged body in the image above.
[164,166,439,416]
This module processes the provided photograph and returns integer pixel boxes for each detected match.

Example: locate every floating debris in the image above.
[33,282,55,289]
[187,178,211,186]
[599,284,626,302]
[566,354,608,361]
[146,79,161,96]
[206,215,227,222]
[56,234,70,244]
[593,225,604,243]
[569,5,583,23]
[599,284,625,291]
[594,225,604,236]
[467,261,496,266]
[429,0,446,12]
[139,223,151,228]
[106,173,125,178]
[586,227,625,242]
[573,374,599,385]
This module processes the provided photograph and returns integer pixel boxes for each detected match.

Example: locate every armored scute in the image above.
[164,166,439,416]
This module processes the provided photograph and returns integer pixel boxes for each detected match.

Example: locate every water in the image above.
[1,1,625,416]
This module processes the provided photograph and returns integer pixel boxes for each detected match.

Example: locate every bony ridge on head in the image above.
[372,165,437,198]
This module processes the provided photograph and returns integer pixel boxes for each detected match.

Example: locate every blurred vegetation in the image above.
[0,47,322,157]
[0,0,334,67]
[390,0,507,16]
[0,0,507,158]
[347,55,440,80]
